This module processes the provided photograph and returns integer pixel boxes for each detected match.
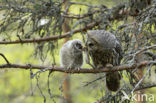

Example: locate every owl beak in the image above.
[82,46,88,51]
[79,45,82,50]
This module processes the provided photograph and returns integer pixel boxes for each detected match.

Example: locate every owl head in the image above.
[85,31,101,52]
[85,30,117,52]
[71,39,83,52]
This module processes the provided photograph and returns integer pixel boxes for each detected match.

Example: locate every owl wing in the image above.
[115,41,123,65]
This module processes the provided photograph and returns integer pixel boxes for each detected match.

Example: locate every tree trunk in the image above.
[62,0,72,103]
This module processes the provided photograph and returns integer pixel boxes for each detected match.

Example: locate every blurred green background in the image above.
[0,0,155,103]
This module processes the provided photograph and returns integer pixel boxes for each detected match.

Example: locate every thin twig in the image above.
[83,75,106,87]
[0,53,10,64]
[144,51,156,60]
[36,74,46,103]
[31,68,50,79]
[69,1,100,8]
[62,9,106,19]
[47,70,53,98]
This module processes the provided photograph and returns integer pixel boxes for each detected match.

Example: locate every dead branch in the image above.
[0,61,155,73]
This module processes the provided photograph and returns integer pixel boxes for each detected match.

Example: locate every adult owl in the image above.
[85,30,123,91]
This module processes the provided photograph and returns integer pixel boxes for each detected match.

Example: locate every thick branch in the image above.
[0,61,155,73]
[0,21,99,45]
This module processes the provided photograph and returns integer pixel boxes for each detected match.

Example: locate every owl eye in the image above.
[76,43,82,50]
[88,43,94,47]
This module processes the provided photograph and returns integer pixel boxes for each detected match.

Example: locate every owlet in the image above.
[60,39,83,70]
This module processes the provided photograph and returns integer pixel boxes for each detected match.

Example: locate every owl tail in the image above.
[106,72,120,91]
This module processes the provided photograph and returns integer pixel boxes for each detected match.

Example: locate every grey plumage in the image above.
[85,30,123,91]
[60,39,83,69]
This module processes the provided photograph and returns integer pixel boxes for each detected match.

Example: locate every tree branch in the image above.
[0,21,99,45]
[144,51,156,60]
[0,61,155,73]
[135,45,156,57]
[135,83,156,91]
[0,2,132,45]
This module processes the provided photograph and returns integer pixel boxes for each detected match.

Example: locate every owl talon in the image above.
[67,67,73,73]
[67,67,72,70]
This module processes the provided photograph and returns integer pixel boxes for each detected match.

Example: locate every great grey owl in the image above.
[85,30,123,91]
[60,39,83,70]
